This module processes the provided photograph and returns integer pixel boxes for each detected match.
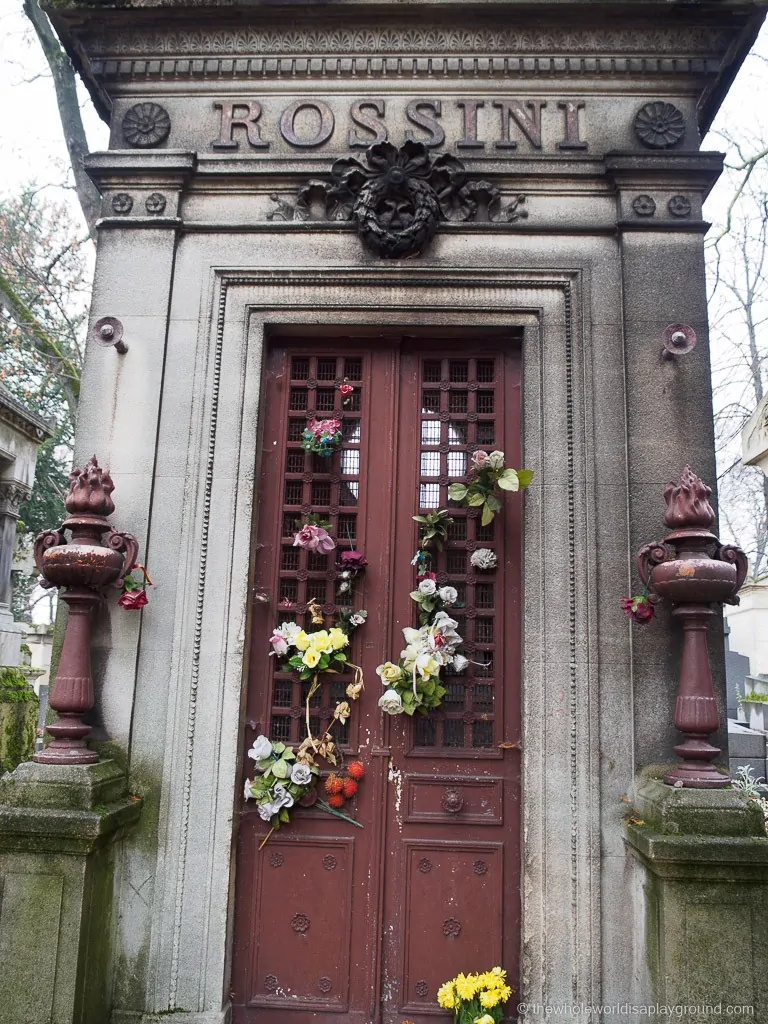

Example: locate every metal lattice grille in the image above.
[413,356,500,750]
[270,353,365,746]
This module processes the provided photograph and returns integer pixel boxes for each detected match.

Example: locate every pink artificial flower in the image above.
[417,570,437,583]
[339,384,354,396]
[471,450,489,470]
[118,589,149,610]
[269,634,289,657]
[307,417,342,439]
[340,550,368,571]
[293,524,337,553]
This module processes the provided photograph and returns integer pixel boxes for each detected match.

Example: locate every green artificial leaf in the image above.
[257,757,273,772]
[279,808,291,823]
[485,492,502,511]
[335,652,347,662]
[262,765,273,778]
[447,483,468,500]
[272,759,288,779]
[481,502,495,526]
[402,690,415,705]
[272,742,286,754]
[283,750,296,761]
[517,468,534,488]
[409,590,421,601]
[413,515,429,524]
[467,491,485,506]
[404,704,416,716]
[497,468,520,491]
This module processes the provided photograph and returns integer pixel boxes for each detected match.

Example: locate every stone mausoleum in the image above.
[2,1,768,1022]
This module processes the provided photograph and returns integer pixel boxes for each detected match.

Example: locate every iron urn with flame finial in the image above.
[32,456,139,764]
[638,466,748,788]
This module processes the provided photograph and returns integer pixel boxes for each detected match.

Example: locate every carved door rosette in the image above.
[267,140,527,258]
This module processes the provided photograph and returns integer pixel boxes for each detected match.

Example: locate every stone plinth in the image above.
[0,760,141,1024]
[626,774,768,1020]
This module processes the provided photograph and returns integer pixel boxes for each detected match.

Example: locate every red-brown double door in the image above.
[232,335,522,1023]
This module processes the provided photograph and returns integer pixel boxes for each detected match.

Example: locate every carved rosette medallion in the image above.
[122,102,171,147]
[442,917,462,937]
[633,102,685,149]
[290,912,311,933]
[631,195,656,217]
[668,195,692,218]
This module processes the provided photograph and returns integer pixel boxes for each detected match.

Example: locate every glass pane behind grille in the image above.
[270,351,364,747]
[413,355,502,752]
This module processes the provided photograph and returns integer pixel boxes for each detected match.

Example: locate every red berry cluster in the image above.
[324,761,365,809]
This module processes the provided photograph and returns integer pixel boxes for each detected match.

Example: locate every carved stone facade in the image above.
[28,1,768,1022]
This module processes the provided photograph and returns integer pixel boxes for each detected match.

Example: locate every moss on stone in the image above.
[0,670,38,772]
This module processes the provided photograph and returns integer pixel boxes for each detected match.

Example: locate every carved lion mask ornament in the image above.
[326,140,468,259]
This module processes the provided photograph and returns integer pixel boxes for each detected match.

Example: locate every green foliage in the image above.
[412,509,453,551]
[740,691,768,704]
[448,453,533,525]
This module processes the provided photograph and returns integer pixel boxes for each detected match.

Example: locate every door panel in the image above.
[232,336,521,1023]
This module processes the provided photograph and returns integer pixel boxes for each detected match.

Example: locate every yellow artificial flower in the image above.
[377,661,402,684]
[455,973,477,1001]
[474,1016,495,1024]
[310,630,333,653]
[489,967,506,979]
[328,627,349,650]
[294,630,310,651]
[437,982,456,1010]
[417,655,441,681]
[302,647,321,668]
[480,989,500,1009]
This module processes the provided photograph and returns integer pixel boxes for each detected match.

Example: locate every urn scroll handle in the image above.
[716,544,749,604]
[636,542,668,588]
[106,530,140,587]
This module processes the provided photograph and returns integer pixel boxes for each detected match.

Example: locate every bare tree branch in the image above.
[22,0,100,237]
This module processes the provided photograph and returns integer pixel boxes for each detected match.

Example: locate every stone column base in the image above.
[626,773,768,1021]
[0,760,141,1024]
[112,1012,231,1024]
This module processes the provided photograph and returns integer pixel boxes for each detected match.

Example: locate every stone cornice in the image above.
[0,387,54,445]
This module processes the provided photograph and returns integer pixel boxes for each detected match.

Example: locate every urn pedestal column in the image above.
[638,466,748,788]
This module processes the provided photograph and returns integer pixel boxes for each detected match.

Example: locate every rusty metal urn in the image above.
[638,466,747,788]
[32,456,138,764]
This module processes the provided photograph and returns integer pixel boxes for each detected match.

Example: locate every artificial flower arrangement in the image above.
[621,588,655,624]
[448,450,533,525]
[377,510,467,716]
[437,967,513,1024]
[118,563,153,610]
[302,416,343,457]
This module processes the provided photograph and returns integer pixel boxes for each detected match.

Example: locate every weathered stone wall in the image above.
[41,1,768,1020]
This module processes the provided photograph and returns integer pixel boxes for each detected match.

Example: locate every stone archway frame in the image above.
[118,265,611,1021]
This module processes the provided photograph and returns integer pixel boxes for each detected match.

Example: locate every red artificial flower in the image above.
[621,595,654,624]
[339,384,354,396]
[342,778,358,799]
[118,589,149,611]
[417,570,437,583]
[325,774,344,795]
[340,549,368,571]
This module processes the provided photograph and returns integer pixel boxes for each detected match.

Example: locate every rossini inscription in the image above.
[211,97,588,152]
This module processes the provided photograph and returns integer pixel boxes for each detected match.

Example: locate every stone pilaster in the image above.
[0,760,141,1024]
[626,774,768,1020]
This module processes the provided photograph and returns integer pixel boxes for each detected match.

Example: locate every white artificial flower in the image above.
[378,689,405,715]
[276,621,303,643]
[243,778,253,800]
[438,586,458,606]
[290,763,312,786]
[487,450,505,469]
[470,548,498,570]
[248,735,273,762]
[272,783,295,810]
[417,578,437,596]
[339,581,350,593]
[257,802,275,821]
[350,611,367,627]
[452,654,469,673]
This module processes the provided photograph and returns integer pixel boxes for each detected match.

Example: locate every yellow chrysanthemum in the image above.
[293,630,310,651]
[455,973,477,1001]
[490,966,506,979]
[480,989,501,1009]
[474,1016,495,1024]
[437,982,456,1009]
[328,627,349,650]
